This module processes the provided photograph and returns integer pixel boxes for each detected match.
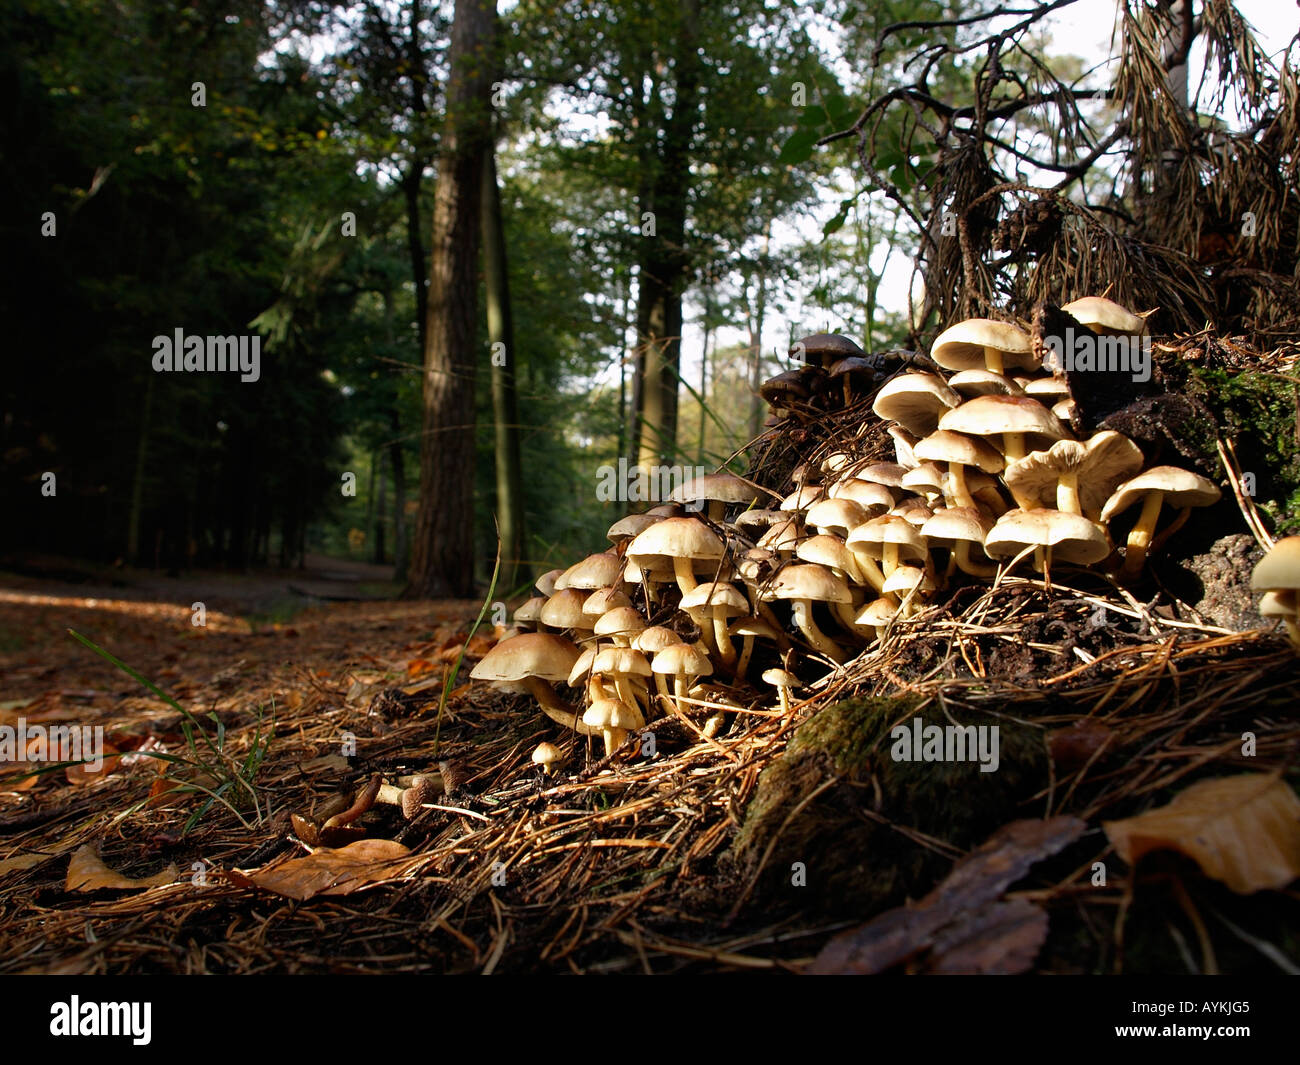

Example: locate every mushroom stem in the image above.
[832,598,874,639]
[776,683,792,716]
[882,542,900,578]
[984,347,1005,375]
[673,674,691,716]
[845,549,888,594]
[790,599,846,663]
[735,634,755,681]
[712,611,737,669]
[522,676,600,736]
[1001,432,1027,463]
[671,556,699,596]
[1056,471,1082,515]
[602,727,628,758]
[954,541,998,578]
[1120,490,1165,578]
[611,674,642,714]
[947,463,975,509]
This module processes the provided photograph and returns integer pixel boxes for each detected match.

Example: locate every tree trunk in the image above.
[406,0,496,599]
[482,146,528,593]
[632,0,701,473]
[389,408,408,579]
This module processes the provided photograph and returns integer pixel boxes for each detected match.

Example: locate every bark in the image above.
[406,0,495,599]
[482,146,528,592]
[632,0,702,473]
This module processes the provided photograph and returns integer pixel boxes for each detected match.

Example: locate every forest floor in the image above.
[1,556,1298,974]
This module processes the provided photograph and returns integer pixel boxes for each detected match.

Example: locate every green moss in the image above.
[1180,366,1300,533]
[732,694,1049,918]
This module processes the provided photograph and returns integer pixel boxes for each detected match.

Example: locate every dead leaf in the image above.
[809,816,1086,975]
[1048,719,1114,772]
[927,898,1049,974]
[226,839,414,901]
[406,657,437,678]
[65,743,122,785]
[0,852,55,878]
[1104,774,1300,894]
[66,845,179,892]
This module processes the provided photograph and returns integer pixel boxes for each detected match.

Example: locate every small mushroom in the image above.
[931,318,1039,377]
[762,668,800,716]
[1099,467,1221,579]
[650,642,714,715]
[470,632,595,735]
[763,563,853,663]
[583,698,644,758]
[1250,536,1300,651]
[532,742,565,776]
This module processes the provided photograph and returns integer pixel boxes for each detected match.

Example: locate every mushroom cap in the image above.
[872,372,962,437]
[593,646,652,677]
[882,565,936,597]
[1251,536,1300,593]
[607,513,661,544]
[1258,589,1297,617]
[762,668,799,689]
[859,462,911,489]
[938,394,1068,449]
[584,697,645,733]
[828,355,878,385]
[757,518,802,553]
[914,430,1006,474]
[531,742,564,767]
[947,369,1025,398]
[732,508,786,535]
[759,366,820,405]
[737,547,777,583]
[1024,377,1072,402]
[888,425,920,468]
[857,598,899,626]
[626,516,725,569]
[669,471,759,510]
[651,642,714,677]
[567,646,598,687]
[931,319,1038,372]
[534,568,566,597]
[791,333,866,364]
[582,586,634,618]
[921,506,993,546]
[780,485,824,511]
[890,499,934,527]
[846,514,928,563]
[1099,466,1222,522]
[900,463,946,498]
[539,587,592,630]
[633,625,683,654]
[1061,296,1146,336]
[556,551,624,591]
[796,534,857,575]
[805,497,869,537]
[764,563,852,604]
[400,774,441,820]
[984,508,1110,565]
[470,632,582,684]
[679,581,749,615]
[593,605,648,640]
[1004,432,1144,515]
[513,597,547,626]
[828,478,895,512]
[728,614,779,640]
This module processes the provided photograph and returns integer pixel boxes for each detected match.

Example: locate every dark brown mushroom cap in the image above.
[759,365,826,406]
[790,333,866,367]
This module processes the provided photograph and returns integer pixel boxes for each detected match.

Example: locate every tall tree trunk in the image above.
[389,408,408,579]
[406,0,496,599]
[373,460,387,564]
[126,373,154,563]
[698,281,712,461]
[481,147,528,592]
[747,246,768,442]
[633,0,701,473]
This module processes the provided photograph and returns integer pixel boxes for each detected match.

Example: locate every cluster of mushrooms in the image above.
[473,296,1237,767]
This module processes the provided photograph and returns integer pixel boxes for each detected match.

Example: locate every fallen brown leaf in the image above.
[809,816,1086,975]
[0,852,55,878]
[66,845,179,892]
[226,839,415,901]
[1104,773,1300,894]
